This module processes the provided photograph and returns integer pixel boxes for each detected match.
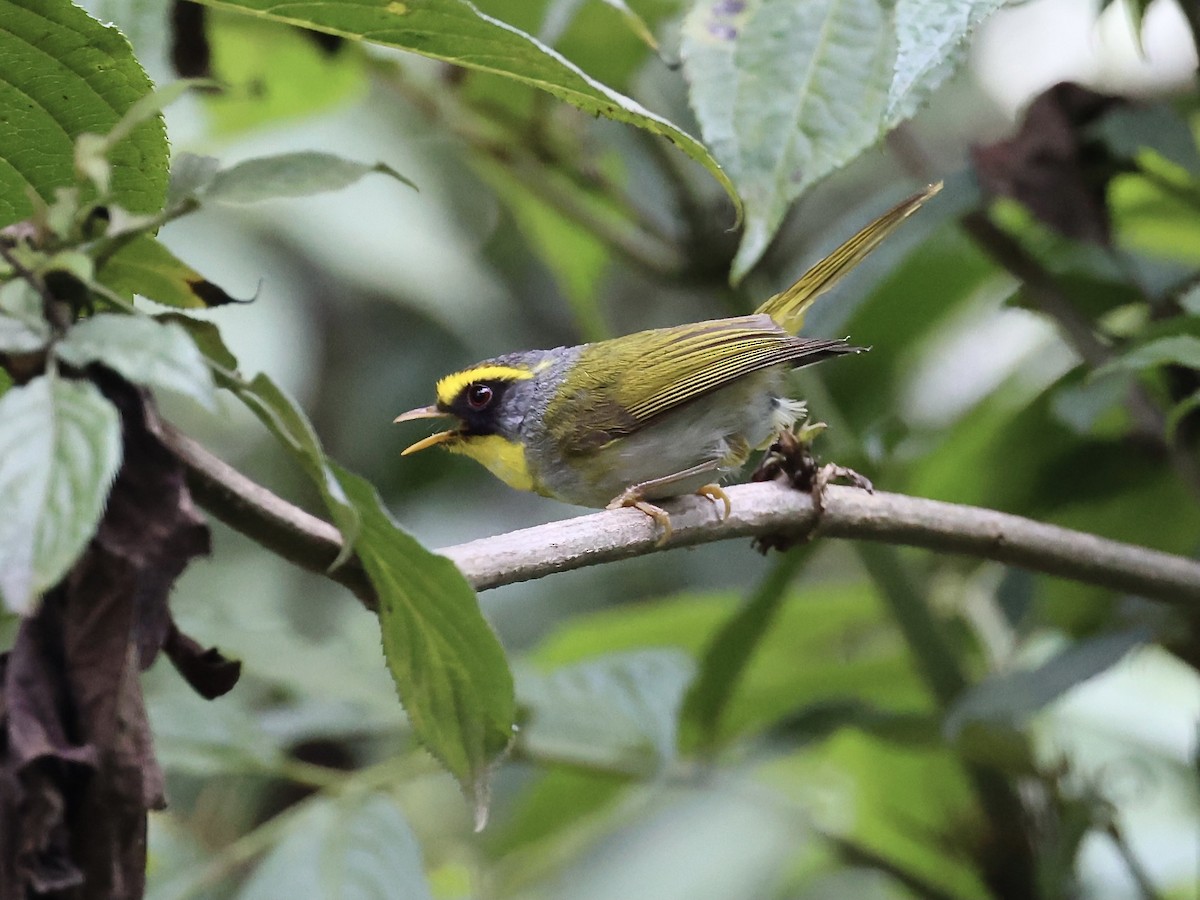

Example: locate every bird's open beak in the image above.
[393,405,461,455]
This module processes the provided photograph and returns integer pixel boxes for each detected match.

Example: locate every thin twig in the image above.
[160,424,378,609]
[1104,821,1165,900]
[0,242,70,333]
[163,428,1200,608]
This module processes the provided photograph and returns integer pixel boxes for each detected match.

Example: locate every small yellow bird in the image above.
[396,183,941,538]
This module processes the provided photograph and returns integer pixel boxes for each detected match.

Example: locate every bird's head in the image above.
[394,357,545,492]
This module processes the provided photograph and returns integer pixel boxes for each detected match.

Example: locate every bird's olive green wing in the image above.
[547,315,853,454]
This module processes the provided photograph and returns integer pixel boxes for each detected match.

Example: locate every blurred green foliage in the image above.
[2,0,1199,898]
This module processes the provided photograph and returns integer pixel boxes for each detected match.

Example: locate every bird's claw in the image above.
[696,483,732,520]
[607,492,674,546]
[751,425,873,554]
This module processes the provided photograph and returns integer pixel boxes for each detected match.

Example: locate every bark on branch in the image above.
[164,428,1200,607]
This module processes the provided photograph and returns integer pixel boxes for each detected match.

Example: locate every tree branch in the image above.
[445,482,1200,602]
[164,429,1200,607]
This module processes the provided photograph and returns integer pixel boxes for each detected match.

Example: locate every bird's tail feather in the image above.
[755,182,942,335]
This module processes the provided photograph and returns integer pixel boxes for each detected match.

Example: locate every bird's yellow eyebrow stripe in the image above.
[435,365,533,406]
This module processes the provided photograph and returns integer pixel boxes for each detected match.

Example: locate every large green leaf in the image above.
[336,466,515,826]
[681,0,1005,279]
[534,585,929,747]
[193,0,736,209]
[516,649,694,775]
[944,629,1151,737]
[55,313,217,410]
[0,375,121,613]
[237,793,433,900]
[0,0,167,225]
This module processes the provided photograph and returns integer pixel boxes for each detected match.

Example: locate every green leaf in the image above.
[517,649,693,775]
[1167,388,1200,440]
[156,313,241,371]
[1180,282,1200,315]
[203,152,417,204]
[0,278,51,353]
[1095,335,1200,377]
[681,0,1004,279]
[237,793,433,900]
[486,765,627,863]
[202,10,369,137]
[97,235,242,308]
[0,0,168,226]
[74,80,205,197]
[193,0,737,211]
[480,160,612,341]
[233,373,360,557]
[678,549,810,756]
[337,466,515,826]
[54,313,217,410]
[951,720,1039,776]
[765,731,990,899]
[888,0,1008,122]
[0,375,122,613]
[595,0,660,52]
[944,628,1151,737]
[167,153,222,210]
[1111,169,1200,264]
[535,586,929,747]
[1093,104,1200,177]
[481,0,672,93]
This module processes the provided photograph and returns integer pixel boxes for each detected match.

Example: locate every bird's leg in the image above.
[693,437,750,522]
[607,459,726,545]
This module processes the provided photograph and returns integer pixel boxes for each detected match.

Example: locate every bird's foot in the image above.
[750,423,822,490]
[607,491,674,545]
[750,424,872,553]
[696,483,732,520]
[812,464,874,513]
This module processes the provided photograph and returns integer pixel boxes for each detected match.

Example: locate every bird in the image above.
[396,183,941,540]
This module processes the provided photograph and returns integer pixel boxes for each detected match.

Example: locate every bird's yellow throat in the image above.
[446,433,535,493]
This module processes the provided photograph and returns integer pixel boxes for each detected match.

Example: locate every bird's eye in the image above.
[466,383,493,410]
